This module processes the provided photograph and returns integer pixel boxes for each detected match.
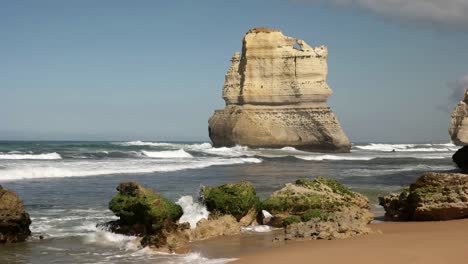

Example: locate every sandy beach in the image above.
[235,219,468,264]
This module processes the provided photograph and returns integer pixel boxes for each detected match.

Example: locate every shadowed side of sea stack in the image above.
[208,27,350,152]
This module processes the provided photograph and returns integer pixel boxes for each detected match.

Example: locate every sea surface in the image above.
[0,140,460,263]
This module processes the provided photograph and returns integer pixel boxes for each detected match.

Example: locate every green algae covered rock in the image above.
[262,177,365,216]
[108,182,183,235]
[379,172,468,221]
[106,182,192,253]
[262,177,373,240]
[200,181,260,221]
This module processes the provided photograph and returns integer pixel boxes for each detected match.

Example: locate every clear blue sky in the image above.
[1,0,468,143]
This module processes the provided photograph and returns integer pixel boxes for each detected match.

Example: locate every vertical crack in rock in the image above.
[208,27,350,152]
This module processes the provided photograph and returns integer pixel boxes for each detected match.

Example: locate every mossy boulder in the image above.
[379,172,468,221]
[109,182,183,233]
[262,177,367,217]
[107,182,188,252]
[0,185,31,244]
[262,177,373,240]
[200,181,260,221]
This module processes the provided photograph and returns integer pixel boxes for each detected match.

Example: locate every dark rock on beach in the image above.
[379,172,468,221]
[0,185,31,244]
[453,145,468,173]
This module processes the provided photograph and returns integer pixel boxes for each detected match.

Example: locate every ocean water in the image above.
[0,141,460,263]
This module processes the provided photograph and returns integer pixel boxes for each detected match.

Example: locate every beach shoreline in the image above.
[233,219,468,264]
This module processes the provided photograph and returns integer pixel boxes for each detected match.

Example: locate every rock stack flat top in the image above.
[450,90,468,145]
[209,27,350,152]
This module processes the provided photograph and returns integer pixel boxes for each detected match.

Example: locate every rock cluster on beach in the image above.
[379,147,468,221]
[0,185,31,244]
[450,90,468,146]
[208,27,350,152]
[106,177,373,252]
[262,177,373,240]
[379,172,468,221]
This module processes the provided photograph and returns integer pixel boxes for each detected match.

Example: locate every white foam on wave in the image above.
[0,157,263,180]
[83,226,140,251]
[142,149,193,159]
[184,142,213,151]
[241,225,276,233]
[163,252,238,264]
[200,145,254,157]
[29,207,117,239]
[176,196,209,229]
[280,146,298,151]
[296,155,375,161]
[0,152,62,160]
[348,164,456,177]
[114,140,176,147]
[354,143,460,152]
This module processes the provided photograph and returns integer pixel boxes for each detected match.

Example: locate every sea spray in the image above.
[83,225,139,251]
[142,149,193,158]
[176,196,209,228]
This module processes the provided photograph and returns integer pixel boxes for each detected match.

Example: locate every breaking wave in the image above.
[0,157,263,180]
[354,143,460,152]
[142,149,193,158]
[113,141,174,147]
[176,196,209,229]
[0,152,62,160]
[296,155,375,161]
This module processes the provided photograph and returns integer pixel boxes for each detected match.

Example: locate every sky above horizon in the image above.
[1,0,468,143]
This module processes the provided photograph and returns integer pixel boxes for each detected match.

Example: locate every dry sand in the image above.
[235,219,468,264]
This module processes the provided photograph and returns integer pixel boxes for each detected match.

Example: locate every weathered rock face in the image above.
[191,215,241,241]
[0,185,31,244]
[379,172,468,221]
[261,177,373,240]
[450,90,468,146]
[208,27,351,152]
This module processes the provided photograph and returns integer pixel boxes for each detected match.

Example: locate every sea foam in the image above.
[0,157,263,180]
[142,149,193,158]
[296,155,375,161]
[354,143,460,152]
[176,196,209,229]
[0,152,62,160]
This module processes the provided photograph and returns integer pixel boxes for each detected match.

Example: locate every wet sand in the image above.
[234,219,468,264]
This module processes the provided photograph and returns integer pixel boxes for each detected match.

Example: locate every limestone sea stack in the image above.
[208,27,351,152]
[449,90,468,145]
